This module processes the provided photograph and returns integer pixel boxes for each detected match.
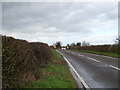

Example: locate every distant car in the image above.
[62,47,66,50]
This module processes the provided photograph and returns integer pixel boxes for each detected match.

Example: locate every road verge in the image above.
[24,49,78,88]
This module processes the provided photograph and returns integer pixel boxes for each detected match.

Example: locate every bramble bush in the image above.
[2,35,52,88]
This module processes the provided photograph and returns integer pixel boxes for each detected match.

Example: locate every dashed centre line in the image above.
[86,57,100,63]
[77,54,84,57]
[76,53,120,71]
[109,65,120,71]
[67,51,120,71]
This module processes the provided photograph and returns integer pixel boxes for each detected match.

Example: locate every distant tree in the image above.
[67,44,70,47]
[82,41,90,46]
[115,35,120,45]
[55,41,62,48]
[71,43,76,46]
[76,42,81,46]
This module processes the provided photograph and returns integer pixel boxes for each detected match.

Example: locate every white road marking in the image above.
[77,54,84,57]
[57,50,90,89]
[86,57,100,63]
[58,50,120,88]
[63,56,90,89]
[109,65,120,71]
[72,52,75,54]
[101,55,118,59]
[85,53,118,59]
[74,53,100,63]
[76,53,100,63]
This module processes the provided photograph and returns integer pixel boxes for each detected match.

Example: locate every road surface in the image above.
[58,49,119,89]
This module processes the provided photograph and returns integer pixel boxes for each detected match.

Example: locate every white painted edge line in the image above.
[63,56,90,89]
[109,65,120,71]
[86,57,100,63]
[57,50,90,90]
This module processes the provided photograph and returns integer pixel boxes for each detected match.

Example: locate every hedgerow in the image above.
[2,36,52,88]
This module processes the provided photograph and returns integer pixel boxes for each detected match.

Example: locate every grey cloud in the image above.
[0,2,2,33]
[2,2,118,45]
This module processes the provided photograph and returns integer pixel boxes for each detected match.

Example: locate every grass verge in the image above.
[69,49,120,58]
[24,49,78,88]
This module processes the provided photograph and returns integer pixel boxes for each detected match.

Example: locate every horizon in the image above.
[1,34,117,46]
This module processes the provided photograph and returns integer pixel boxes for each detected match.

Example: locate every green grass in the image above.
[70,49,120,58]
[24,49,77,88]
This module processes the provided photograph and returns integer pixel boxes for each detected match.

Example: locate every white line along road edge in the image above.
[57,50,90,90]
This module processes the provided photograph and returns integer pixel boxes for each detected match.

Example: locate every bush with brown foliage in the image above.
[2,36,52,88]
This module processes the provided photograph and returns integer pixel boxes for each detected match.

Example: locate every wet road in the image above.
[58,50,119,88]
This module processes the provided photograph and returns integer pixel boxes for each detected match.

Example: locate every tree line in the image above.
[51,36,120,49]
[52,41,90,49]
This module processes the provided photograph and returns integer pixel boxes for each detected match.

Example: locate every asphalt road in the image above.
[58,49,119,88]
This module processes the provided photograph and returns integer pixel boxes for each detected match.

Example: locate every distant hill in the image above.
[2,35,52,88]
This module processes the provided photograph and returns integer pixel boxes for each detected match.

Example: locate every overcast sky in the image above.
[2,2,118,45]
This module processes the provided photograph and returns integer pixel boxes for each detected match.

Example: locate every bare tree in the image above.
[55,41,62,48]
[115,35,120,45]
[71,43,76,46]
[76,42,81,46]
[82,41,90,46]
